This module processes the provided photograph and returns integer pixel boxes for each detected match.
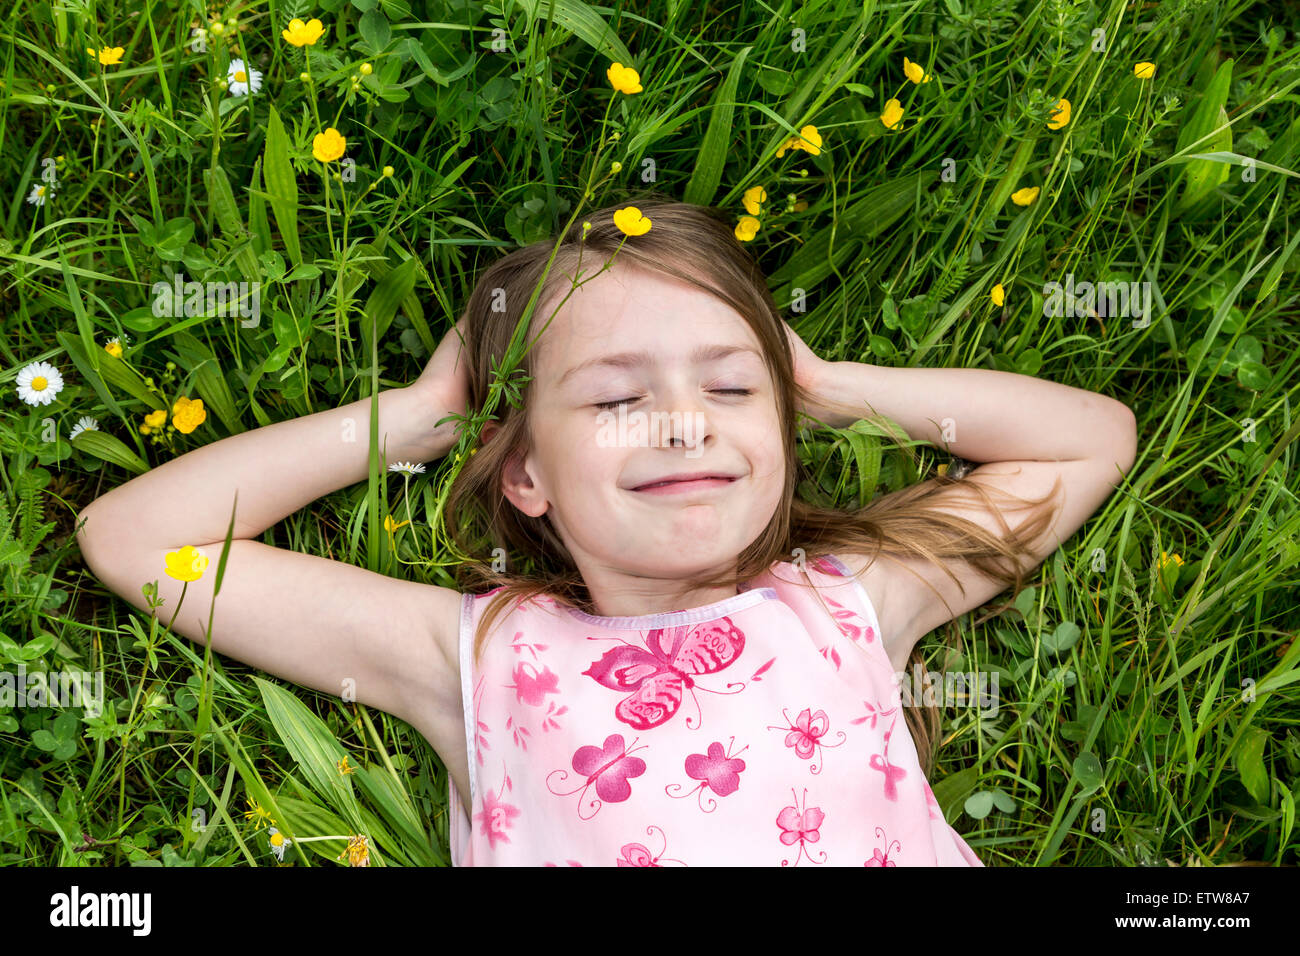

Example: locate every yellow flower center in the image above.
[31,376,47,390]
[235,70,247,83]
[36,186,46,197]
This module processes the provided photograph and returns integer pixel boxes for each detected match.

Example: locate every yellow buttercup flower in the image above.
[742,185,767,216]
[140,408,167,435]
[282,18,325,47]
[606,62,643,95]
[902,56,932,84]
[172,396,207,434]
[1134,62,1156,80]
[1159,550,1184,569]
[880,99,904,131]
[991,283,1005,307]
[1011,185,1040,206]
[1048,98,1071,130]
[776,125,822,158]
[87,46,125,66]
[313,127,347,162]
[613,206,651,236]
[164,545,209,583]
[734,216,760,241]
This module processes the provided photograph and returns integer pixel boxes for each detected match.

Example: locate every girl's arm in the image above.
[76,321,472,746]
[790,331,1137,657]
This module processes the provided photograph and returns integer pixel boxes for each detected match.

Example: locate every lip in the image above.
[628,472,740,495]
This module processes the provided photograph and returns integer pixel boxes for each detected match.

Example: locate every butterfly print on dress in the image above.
[506,661,560,707]
[477,765,521,850]
[776,787,827,866]
[767,707,846,774]
[582,618,746,731]
[864,826,901,866]
[617,825,686,866]
[869,710,908,801]
[665,737,749,812]
[546,733,649,820]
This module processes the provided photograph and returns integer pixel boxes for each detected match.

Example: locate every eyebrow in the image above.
[557,344,763,387]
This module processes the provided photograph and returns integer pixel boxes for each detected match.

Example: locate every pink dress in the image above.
[447,554,983,866]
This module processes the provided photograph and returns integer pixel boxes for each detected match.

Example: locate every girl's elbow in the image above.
[1110,402,1138,475]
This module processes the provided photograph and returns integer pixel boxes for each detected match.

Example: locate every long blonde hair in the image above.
[442,196,1061,775]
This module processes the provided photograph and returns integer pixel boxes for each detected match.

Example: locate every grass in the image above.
[1,0,1298,866]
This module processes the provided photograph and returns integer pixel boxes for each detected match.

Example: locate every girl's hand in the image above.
[413,316,471,419]
[782,321,828,408]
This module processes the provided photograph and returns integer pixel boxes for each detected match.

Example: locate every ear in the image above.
[488,423,548,518]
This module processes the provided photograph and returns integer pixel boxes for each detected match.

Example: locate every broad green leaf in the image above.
[1173,59,1234,214]
[71,430,149,474]
[359,10,391,51]
[270,796,356,865]
[263,105,302,266]
[204,164,261,282]
[1233,725,1269,803]
[255,678,361,826]
[931,766,978,820]
[1072,751,1104,792]
[361,256,418,358]
[684,46,751,207]
[964,790,994,819]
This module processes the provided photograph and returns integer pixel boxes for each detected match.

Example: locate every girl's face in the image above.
[492,262,786,613]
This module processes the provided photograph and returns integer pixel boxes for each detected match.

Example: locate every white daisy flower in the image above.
[226,58,262,96]
[27,183,50,206]
[267,826,292,863]
[15,361,65,406]
[69,416,100,440]
[388,461,427,475]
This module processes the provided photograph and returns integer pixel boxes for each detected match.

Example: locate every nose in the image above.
[655,380,714,455]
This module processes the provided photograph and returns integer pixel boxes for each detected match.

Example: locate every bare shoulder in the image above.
[823,550,922,673]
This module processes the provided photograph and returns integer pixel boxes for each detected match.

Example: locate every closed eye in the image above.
[594,389,753,411]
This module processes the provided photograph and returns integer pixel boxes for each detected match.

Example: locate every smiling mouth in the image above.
[631,476,739,494]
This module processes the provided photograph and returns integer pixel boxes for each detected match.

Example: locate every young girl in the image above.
[77,198,1137,867]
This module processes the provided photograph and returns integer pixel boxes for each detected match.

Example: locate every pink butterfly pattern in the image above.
[869,711,908,801]
[477,768,521,850]
[767,706,847,774]
[776,787,827,866]
[665,737,750,812]
[616,825,687,866]
[582,618,747,731]
[546,733,649,820]
[506,661,560,707]
[864,826,901,866]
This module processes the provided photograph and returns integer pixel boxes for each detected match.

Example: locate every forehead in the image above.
[533,264,762,385]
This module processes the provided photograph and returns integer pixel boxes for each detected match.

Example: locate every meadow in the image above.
[1,0,1297,866]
